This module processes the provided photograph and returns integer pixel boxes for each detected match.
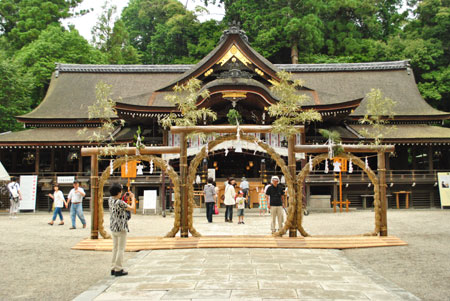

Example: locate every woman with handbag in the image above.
[108,183,136,277]
[203,177,216,223]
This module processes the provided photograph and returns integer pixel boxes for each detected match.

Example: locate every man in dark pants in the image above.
[203,177,217,223]
[265,176,285,233]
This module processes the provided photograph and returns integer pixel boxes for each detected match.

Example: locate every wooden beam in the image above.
[90,155,99,239]
[179,132,189,238]
[288,135,297,237]
[378,151,388,236]
[81,146,180,156]
[294,145,395,154]
[170,125,304,134]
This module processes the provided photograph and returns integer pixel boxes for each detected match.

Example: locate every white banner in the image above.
[19,175,38,211]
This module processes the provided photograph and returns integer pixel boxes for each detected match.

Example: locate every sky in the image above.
[63,0,225,42]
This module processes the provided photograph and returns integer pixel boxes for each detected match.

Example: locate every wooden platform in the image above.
[72,235,407,252]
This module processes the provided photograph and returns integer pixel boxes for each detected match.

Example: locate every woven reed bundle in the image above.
[294,153,381,237]
[186,134,298,237]
[97,155,181,239]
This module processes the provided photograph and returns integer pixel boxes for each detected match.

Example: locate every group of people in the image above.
[203,175,286,233]
[6,177,87,229]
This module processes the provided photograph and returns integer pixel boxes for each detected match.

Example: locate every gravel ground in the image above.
[0,209,449,300]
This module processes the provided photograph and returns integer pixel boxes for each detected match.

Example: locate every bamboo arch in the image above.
[96,155,181,239]
[186,134,309,237]
[281,153,381,237]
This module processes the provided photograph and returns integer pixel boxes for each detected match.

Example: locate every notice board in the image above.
[438,172,450,208]
[19,175,38,211]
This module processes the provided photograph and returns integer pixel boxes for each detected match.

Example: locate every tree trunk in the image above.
[291,41,299,64]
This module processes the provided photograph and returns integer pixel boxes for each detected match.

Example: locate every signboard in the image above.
[438,172,450,208]
[143,190,157,214]
[208,168,216,181]
[19,175,37,212]
[121,161,137,178]
[57,176,75,184]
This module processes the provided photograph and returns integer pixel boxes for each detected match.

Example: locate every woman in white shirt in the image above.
[48,184,67,225]
[224,178,236,222]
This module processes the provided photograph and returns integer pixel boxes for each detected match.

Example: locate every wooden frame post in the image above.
[288,135,297,237]
[35,148,40,175]
[378,151,388,236]
[180,132,189,237]
[90,155,99,239]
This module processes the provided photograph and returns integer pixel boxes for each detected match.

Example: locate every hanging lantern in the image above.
[349,159,353,173]
[249,161,253,167]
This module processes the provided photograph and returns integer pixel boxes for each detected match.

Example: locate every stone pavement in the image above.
[75,247,419,300]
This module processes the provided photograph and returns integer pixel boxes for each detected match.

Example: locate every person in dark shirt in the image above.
[265,176,285,233]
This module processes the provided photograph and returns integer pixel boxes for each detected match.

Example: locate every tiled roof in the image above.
[55,60,410,74]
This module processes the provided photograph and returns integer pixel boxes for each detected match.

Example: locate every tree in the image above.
[0,58,33,132]
[122,0,217,64]
[268,71,322,137]
[160,78,217,131]
[0,0,85,50]
[91,1,141,64]
[13,25,106,106]
[358,88,396,145]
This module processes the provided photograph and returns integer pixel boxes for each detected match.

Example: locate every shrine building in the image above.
[1,25,449,211]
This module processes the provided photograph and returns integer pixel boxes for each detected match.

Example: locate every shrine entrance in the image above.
[81,125,394,241]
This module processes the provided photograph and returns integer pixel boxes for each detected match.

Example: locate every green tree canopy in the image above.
[0,0,84,51]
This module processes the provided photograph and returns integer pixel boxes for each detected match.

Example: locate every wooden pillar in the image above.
[35,148,40,175]
[428,145,433,171]
[288,135,297,237]
[180,132,189,237]
[78,150,83,173]
[90,155,99,239]
[161,170,166,217]
[163,130,168,146]
[50,149,55,172]
[378,151,388,236]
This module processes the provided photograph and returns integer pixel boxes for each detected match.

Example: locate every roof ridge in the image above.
[54,60,410,74]
[277,60,410,72]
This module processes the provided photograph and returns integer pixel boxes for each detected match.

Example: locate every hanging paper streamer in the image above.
[150,159,154,174]
[349,159,353,173]
[309,156,313,171]
[365,156,369,170]
[325,159,329,173]
[136,164,144,175]
[225,148,229,156]
[110,160,114,175]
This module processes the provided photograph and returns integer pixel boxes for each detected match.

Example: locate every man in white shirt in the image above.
[240,177,250,208]
[7,176,22,218]
[67,180,87,229]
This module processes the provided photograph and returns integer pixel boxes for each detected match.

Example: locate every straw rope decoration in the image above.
[97,155,180,239]
[187,134,302,237]
[293,153,381,237]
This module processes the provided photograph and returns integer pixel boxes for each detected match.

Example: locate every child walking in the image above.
[48,184,67,225]
[259,192,267,216]
[236,191,246,224]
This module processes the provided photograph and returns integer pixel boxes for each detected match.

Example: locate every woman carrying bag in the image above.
[108,183,136,277]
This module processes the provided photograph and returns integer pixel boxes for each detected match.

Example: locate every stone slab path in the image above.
[74,248,419,300]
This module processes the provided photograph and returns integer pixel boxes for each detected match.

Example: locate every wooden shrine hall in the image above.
[1,24,450,214]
